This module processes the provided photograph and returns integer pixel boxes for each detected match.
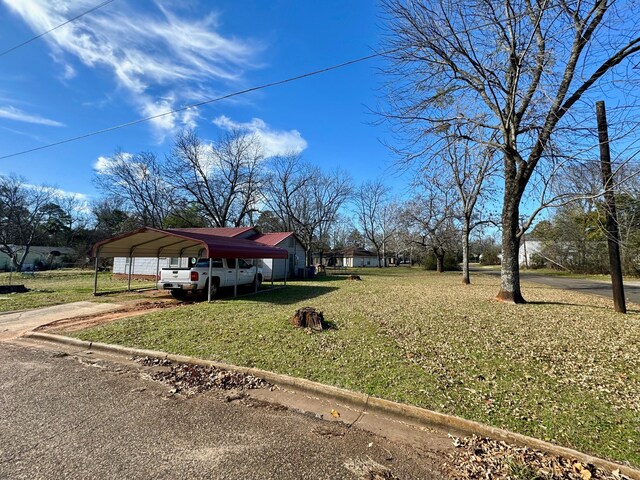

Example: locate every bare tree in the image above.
[0,175,55,271]
[264,154,352,264]
[354,179,397,267]
[401,183,459,272]
[166,129,263,227]
[383,0,640,302]
[439,128,498,283]
[94,150,173,228]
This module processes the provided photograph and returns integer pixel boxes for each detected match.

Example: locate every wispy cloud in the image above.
[0,105,64,127]
[213,116,307,157]
[3,1,260,135]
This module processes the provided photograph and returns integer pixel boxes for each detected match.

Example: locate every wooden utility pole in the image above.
[596,100,626,313]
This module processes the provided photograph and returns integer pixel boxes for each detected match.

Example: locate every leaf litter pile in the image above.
[446,436,632,479]
[137,356,271,397]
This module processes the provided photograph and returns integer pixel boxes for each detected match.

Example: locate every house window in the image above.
[169,257,180,267]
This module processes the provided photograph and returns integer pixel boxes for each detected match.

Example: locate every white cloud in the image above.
[0,105,64,127]
[213,116,307,157]
[94,152,133,174]
[3,1,259,134]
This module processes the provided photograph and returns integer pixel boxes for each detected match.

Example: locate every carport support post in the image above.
[207,258,212,303]
[254,259,258,293]
[155,256,160,289]
[234,258,238,297]
[92,250,100,296]
[127,256,133,291]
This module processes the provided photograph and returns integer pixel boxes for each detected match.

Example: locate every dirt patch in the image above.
[35,299,184,333]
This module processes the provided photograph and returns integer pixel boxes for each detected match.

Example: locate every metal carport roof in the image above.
[92,227,289,259]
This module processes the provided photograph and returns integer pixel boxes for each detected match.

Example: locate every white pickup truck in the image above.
[158,258,262,299]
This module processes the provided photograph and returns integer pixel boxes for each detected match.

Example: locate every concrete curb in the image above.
[25,331,640,479]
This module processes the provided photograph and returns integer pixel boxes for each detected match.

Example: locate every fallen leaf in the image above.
[331,409,340,418]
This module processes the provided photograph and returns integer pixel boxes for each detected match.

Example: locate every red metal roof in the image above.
[249,232,294,246]
[170,227,256,238]
[92,227,288,259]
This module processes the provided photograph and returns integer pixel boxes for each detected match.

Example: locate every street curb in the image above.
[25,331,640,479]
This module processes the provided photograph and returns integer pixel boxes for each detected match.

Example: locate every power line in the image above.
[0,49,394,161]
[0,0,117,58]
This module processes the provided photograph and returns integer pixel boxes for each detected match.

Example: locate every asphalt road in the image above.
[478,270,640,305]
[0,342,445,479]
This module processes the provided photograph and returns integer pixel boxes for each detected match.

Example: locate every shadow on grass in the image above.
[220,284,340,305]
[94,287,157,297]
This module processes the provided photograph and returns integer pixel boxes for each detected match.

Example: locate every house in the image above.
[518,239,543,268]
[0,245,75,271]
[112,227,305,280]
[315,247,379,268]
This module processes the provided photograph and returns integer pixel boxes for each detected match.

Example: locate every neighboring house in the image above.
[315,247,379,268]
[518,239,543,268]
[112,227,305,280]
[0,245,75,271]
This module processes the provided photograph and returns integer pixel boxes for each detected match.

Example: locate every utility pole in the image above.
[596,100,626,313]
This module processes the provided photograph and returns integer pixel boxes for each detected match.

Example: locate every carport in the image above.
[92,227,289,301]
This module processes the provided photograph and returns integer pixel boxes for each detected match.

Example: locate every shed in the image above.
[248,232,305,280]
[92,227,288,300]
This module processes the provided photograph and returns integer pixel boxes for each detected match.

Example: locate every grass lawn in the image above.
[0,270,156,312]
[67,268,638,466]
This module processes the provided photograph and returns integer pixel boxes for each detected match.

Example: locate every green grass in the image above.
[66,268,638,466]
[0,269,156,312]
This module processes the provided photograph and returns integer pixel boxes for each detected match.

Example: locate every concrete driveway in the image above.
[0,341,446,479]
[0,302,123,341]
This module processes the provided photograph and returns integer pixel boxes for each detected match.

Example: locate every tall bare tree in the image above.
[439,128,498,283]
[384,0,640,302]
[94,150,173,228]
[0,175,55,271]
[354,179,397,267]
[264,154,352,264]
[166,129,263,227]
[402,183,459,272]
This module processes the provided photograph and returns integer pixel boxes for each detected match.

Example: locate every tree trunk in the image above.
[497,194,526,303]
[435,252,444,273]
[461,219,471,284]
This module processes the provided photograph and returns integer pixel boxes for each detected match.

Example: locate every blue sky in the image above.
[0,0,399,202]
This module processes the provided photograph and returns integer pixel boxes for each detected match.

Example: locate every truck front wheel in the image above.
[253,274,262,289]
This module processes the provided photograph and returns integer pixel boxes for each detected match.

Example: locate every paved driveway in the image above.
[0,342,445,479]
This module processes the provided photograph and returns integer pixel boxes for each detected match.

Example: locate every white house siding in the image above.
[261,237,305,280]
[112,256,189,276]
[518,240,542,267]
[343,256,376,268]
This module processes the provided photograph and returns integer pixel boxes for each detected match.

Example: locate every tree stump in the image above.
[347,275,362,281]
[290,307,324,331]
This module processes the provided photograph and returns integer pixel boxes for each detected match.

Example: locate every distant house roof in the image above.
[336,247,376,257]
[93,227,288,259]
